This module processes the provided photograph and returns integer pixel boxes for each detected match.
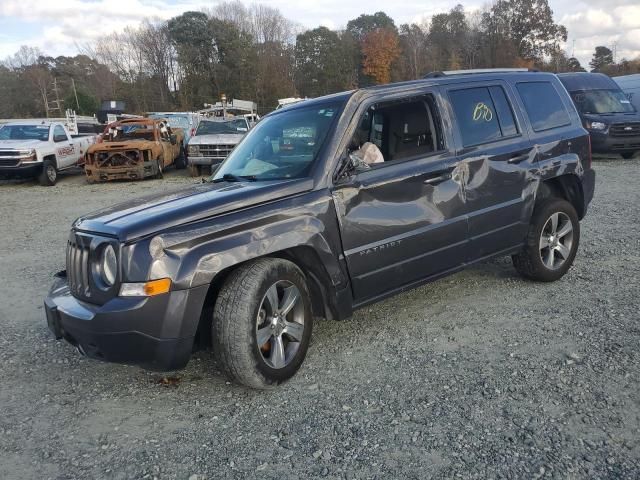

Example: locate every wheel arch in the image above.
[538,174,585,219]
[192,246,345,350]
[43,154,57,167]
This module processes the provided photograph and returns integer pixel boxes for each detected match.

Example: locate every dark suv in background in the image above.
[45,70,595,389]
[558,72,640,159]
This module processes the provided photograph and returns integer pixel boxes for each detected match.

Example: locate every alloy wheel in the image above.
[256,280,305,369]
[539,212,574,270]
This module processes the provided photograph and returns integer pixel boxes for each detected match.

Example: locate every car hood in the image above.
[189,133,244,145]
[73,178,313,241]
[0,139,48,150]
[581,112,640,124]
[88,140,158,153]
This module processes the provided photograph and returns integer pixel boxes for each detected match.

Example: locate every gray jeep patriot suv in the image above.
[45,70,596,389]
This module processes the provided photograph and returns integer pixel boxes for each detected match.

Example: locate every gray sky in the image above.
[1,0,639,69]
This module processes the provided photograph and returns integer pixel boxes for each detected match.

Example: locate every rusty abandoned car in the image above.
[45,70,595,389]
[84,118,186,182]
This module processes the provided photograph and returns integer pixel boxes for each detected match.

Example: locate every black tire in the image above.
[512,198,580,282]
[621,152,635,159]
[175,146,187,169]
[38,159,58,186]
[154,158,164,179]
[189,164,201,177]
[212,258,313,389]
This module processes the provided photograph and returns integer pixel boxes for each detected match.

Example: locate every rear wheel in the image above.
[212,258,313,389]
[38,159,58,186]
[512,198,580,282]
[621,152,636,159]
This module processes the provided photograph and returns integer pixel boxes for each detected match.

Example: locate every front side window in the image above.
[53,125,67,141]
[213,102,342,181]
[516,82,571,132]
[450,87,503,147]
[347,95,443,168]
[570,89,636,114]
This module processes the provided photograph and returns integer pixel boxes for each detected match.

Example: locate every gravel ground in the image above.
[0,157,639,480]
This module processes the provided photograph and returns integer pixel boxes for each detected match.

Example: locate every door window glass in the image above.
[450,88,503,147]
[489,86,519,137]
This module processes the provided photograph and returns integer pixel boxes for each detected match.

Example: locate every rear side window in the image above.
[516,82,570,132]
[449,87,518,147]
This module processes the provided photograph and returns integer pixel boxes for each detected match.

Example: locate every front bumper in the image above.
[0,163,42,177]
[44,273,208,371]
[589,131,640,154]
[187,156,225,167]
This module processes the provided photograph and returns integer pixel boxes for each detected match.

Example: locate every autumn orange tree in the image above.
[361,28,401,85]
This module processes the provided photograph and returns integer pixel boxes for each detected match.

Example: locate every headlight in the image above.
[19,149,37,161]
[101,245,117,286]
[188,144,200,155]
[587,121,607,131]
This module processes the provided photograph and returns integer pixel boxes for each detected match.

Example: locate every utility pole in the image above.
[71,78,80,112]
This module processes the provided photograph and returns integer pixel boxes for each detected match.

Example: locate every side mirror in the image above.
[170,134,177,145]
[53,134,67,143]
[335,153,356,183]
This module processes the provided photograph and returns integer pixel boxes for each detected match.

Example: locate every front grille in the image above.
[66,238,91,298]
[198,144,235,159]
[609,122,640,137]
[0,159,20,167]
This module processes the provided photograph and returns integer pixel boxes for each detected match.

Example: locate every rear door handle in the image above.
[508,152,530,164]
[424,171,452,185]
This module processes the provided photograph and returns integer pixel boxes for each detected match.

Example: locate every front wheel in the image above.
[38,159,58,186]
[621,152,636,159]
[154,158,164,179]
[212,258,313,389]
[512,198,580,282]
[175,146,187,169]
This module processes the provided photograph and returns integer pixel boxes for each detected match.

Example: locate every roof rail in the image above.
[424,68,538,79]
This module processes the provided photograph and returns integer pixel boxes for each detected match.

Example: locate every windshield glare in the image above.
[213,102,341,181]
[571,89,636,114]
[0,125,50,141]
[196,119,248,135]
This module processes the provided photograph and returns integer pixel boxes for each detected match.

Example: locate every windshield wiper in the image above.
[211,173,258,183]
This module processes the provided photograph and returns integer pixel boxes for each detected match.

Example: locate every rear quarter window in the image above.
[516,82,571,132]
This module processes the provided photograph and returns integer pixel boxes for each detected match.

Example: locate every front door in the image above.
[332,91,469,304]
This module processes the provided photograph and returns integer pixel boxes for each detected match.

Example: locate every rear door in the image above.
[444,82,535,261]
[332,89,469,304]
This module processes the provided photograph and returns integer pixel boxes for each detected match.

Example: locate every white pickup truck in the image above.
[0,120,96,185]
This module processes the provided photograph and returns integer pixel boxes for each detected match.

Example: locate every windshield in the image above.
[213,102,342,181]
[0,125,50,141]
[106,124,156,142]
[571,89,636,114]
[150,115,190,129]
[196,119,248,135]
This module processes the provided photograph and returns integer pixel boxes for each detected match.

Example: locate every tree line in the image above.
[1,0,639,119]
